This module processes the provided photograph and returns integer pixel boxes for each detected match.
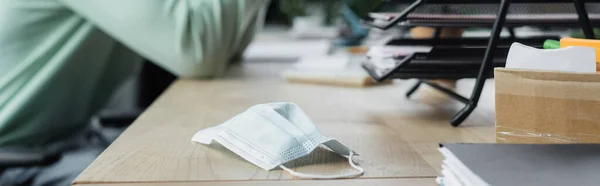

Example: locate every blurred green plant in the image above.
[571,29,600,39]
[347,0,383,17]
[280,0,382,25]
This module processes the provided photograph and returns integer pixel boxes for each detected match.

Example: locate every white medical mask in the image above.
[192,102,364,179]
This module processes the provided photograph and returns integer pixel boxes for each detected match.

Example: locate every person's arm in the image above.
[58,0,268,78]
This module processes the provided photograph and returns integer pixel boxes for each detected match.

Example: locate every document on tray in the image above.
[506,42,596,73]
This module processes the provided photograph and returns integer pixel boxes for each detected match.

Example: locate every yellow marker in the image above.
[560,38,600,71]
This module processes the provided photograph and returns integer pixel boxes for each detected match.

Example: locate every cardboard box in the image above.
[495,68,600,143]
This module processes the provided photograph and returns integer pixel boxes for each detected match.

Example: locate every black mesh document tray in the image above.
[361,0,596,126]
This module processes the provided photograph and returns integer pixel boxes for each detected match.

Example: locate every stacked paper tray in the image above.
[362,37,555,81]
[402,3,600,27]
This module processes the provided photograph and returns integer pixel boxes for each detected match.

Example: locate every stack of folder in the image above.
[438,143,600,186]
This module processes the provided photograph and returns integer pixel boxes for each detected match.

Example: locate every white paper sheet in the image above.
[292,55,350,71]
[366,45,432,59]
[243,40,331,60]
[506,42,596,73]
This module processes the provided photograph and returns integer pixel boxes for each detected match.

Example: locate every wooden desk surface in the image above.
[73,61,495,185]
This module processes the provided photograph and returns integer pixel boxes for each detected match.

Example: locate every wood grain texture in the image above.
[74,61,495,185]
[73,178,436,186]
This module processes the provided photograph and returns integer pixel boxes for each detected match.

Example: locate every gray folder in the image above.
[441,143,600,186]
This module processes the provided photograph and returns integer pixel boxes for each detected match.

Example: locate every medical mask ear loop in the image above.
[279,151,364,179]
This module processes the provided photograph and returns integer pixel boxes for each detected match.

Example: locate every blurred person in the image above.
[0,0,269,185]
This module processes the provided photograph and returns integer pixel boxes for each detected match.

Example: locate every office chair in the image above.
[97,61,176,128]
[0,148,62,174]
